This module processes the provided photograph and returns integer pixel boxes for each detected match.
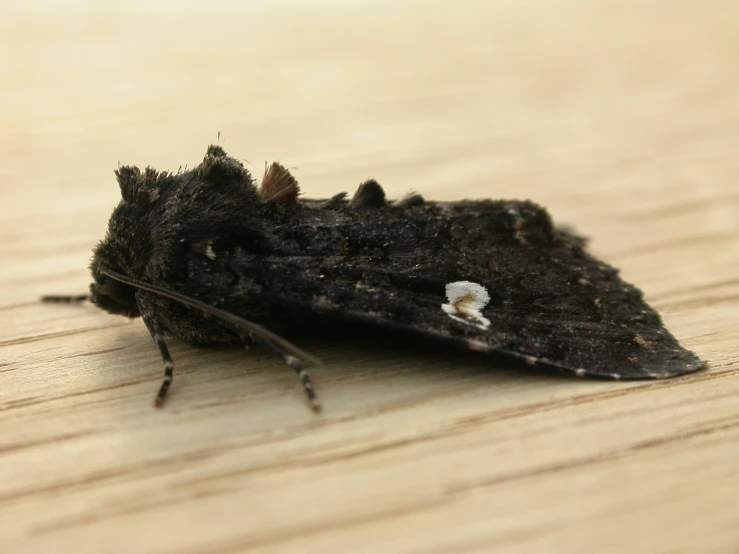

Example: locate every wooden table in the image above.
[2,1,737,552]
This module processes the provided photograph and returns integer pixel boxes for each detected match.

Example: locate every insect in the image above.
[43,145,705,412]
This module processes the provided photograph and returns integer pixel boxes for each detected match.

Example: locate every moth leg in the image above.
[41,294,89,303]
[141,315,175,408]
[243,333,321,413]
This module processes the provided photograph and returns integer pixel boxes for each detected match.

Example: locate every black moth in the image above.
[44,145,705,412]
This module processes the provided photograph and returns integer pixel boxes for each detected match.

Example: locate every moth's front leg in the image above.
[138,301,175,408]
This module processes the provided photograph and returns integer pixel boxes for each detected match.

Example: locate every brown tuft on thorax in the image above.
[260,162,300,204]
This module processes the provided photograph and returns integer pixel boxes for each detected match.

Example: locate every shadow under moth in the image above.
[43,145,705,412]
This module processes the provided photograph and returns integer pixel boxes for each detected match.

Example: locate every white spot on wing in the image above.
[442,281,491,330]
[205,244,216,260]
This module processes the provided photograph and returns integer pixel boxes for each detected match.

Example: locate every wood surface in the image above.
[1,1,738,552]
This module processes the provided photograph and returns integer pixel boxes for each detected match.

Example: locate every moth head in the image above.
[89,239,139,318]
[88,204,149,318]
[89,271,140,318]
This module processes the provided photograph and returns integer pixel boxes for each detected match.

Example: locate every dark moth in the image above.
[44,145,705,411]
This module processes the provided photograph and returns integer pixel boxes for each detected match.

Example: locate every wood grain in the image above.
[1,1,738,553]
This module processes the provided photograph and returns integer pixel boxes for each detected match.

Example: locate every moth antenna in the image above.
[242,333,321,412]
[41,294,89,303]
[101,269,320,366]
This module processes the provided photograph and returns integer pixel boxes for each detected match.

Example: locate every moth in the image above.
[44,145,705,412]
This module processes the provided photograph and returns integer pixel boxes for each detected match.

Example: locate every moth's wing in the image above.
[237,201,705,379]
